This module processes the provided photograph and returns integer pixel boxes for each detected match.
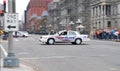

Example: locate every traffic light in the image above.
[0,0,6,16]
[0,10,4,16]
[3,0,6,12]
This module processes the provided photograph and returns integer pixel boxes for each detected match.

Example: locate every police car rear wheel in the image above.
[75,39,82,45]
[47,38,55,45]
[23,35,25,37]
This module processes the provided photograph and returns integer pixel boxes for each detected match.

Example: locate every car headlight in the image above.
[43,37,48,39]
[40,36,48,39]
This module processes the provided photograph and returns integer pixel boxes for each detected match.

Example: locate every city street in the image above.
[1,34,120,71]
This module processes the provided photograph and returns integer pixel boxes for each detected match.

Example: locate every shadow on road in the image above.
[39,43,89,45]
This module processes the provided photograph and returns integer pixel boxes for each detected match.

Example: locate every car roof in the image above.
[59,30,75,32]
[58,30,79,34]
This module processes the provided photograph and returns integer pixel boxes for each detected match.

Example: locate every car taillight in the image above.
[87,35,90,38]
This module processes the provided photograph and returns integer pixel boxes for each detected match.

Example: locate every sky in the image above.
[16,0,30,20]
[0,0,30,20]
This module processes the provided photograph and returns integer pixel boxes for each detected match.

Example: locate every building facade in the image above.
[25,0,120,33]
[25,0,51,33]
[48,0,61,32]
[91,0,120,30]
[48,0,91,33]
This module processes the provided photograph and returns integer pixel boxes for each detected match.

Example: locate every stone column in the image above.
[101,5,103,16]
[95,7,97,17]
[91,7,93,17]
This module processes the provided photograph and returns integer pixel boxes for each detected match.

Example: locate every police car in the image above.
[39,30,90,45]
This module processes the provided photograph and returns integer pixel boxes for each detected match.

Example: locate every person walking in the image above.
[118,29,120,41]
[0,29,3,36]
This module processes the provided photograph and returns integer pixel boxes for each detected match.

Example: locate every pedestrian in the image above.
[118,29,120,41]
[110,28,117,40]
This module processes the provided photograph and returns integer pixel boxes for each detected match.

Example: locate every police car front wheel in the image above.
[47,38,55,45]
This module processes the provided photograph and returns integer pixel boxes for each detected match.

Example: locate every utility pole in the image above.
[3,0,19,67]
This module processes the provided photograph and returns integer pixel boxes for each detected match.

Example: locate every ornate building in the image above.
[25,0,120,33]
[48,0,90,33]
[48,0,61,32]
[90,0,120,30]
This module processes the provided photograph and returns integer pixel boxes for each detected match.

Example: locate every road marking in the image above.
[14,38,19,41]
[110,67,118,71]
[18,52,29,55]
[0,44,8,57]
[0,40,8,43]
[20,56,77,60]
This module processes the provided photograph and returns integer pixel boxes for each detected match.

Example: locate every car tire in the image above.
[23,35,25,37]
[75,38,82,45]
[71,42,75,44]
[47,38,55,45]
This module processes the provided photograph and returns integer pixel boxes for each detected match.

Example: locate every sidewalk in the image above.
[0,59,34,71]
[0,39,34,71]
[1,64,34,71]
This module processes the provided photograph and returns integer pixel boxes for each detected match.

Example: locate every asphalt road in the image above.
[1,34,120,71]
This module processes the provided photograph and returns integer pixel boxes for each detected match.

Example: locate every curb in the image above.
[0,40,8,43]
[0,59,34,71]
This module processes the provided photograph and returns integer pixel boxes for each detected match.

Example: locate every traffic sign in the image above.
[4,13,19,31]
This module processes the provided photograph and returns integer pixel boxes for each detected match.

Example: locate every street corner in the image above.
[0,58,34,71]
[19,64,34,71]
[115,39,120,42]
[0,39,8,43]
[1,64,34,71]
[115,41,120,42]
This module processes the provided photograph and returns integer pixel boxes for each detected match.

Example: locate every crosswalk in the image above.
[14,37,38,41]
[0,37,38,42]
[0,44,7,57]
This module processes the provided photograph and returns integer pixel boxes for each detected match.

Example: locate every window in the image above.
[60,31,67,35]
[68,31,76,35]
[107,21,111,27]
[106,5,111,17]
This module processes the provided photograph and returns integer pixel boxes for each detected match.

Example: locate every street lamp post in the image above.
[101,1,106,29]
[76,19,82,24]
[47,24,52,34]
[66,15,70,30]
[60,20,66,30]
[56,16,60,31]
[76,19,85,33]
[69,21,75,30]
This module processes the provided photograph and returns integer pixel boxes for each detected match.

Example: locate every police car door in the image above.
[67,31,76,42]
[59,31,68,42]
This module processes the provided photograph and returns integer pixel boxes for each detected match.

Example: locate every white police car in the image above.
[39,30,90,45]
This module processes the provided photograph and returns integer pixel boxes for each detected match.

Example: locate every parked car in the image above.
[13,31,29,37]
[39,30,90,45]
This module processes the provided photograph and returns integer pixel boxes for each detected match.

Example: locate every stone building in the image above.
[48,0,91,33]
[48,0,120,33]
[48,0,61,32]
[90,0,120,30]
